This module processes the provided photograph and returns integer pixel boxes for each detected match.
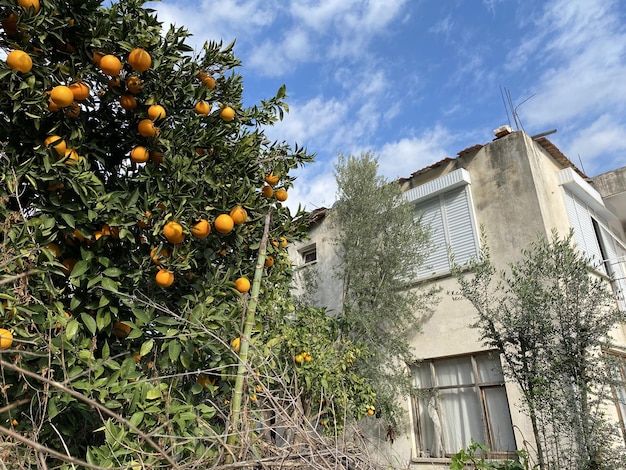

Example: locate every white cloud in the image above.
[378,126,453,180]
[562,115,626,174]
[247,29,314,76]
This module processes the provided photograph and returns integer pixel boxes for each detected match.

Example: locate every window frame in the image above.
[411,351,516,460]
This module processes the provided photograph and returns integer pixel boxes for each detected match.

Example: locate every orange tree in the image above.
[0,0,380,467]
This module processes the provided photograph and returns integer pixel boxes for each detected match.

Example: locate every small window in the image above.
[300,245,317,264]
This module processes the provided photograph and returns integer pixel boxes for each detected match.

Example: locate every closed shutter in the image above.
[445,187,478,266]
[417,196,448,277]
[599,227,626,309]
[415,186,479,278]
[563,189,605,273]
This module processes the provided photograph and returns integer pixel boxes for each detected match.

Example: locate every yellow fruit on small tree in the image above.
[229,206,247,225]
[202,75,216,89]
[261,185,273,198]
[63,148,80,165]
[150,246,169,265]
[99,54,122,76]
[367,409,375,416]
[44,135,66,156]
[156,269,174,288]
[2,14,18,36]
[50,86,74,108]
[294,354,304,365]
[147,104,166,120]
[191,219,211,238]
[69,82,90,101]
[163,221,184,244]
[0,328,13,349]
[65,102,80,118]
[126,75,143,94]
[150,151,164,164]
[195,101,210,115]
[6,50,32,73]
[130,146,149,163]
[275,189,288,202]
[265,173,280,185]
[234,277,250,293]
[214,214,234,234]
[138,119,158,137]
[231,337,241,352]
[112,321,131,338]
[264,256,274,268]
[18,0,40,13]
[220,106,235,122]
[120,94,137,110]
[128,48,152,72]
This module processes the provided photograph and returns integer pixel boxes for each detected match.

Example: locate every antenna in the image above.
[500,86,512,128]
[500,87,536,132]
[577,154,587,175]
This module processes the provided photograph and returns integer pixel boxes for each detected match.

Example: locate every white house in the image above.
[290,127,626,469]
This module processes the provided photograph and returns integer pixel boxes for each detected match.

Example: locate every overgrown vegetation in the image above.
[454,230,626,470]
[0,1,381,467]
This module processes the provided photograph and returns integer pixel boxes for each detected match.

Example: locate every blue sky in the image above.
[146,0,626,212]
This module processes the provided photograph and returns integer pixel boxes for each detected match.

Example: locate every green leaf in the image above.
[81,313,97,336]
[168,341,182,362]
[70,260,89,278]
[146,388,161,400]
[140,339,154,357]
[65,319,80,340]
[60,213,76,228]
[129,411,144,427]
[102,267,123,277]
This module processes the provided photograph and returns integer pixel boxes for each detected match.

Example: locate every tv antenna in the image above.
[499,86,536,132]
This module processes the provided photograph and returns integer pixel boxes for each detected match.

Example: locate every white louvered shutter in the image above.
[444,187,478,267]
[563,190,606,273]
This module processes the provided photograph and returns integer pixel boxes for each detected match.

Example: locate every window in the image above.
[299,244,317,264]
[563,187,626,309]
[405,169,479,279]
[411,352,516,458]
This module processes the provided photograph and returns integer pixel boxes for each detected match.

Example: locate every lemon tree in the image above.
[0,0,321,466]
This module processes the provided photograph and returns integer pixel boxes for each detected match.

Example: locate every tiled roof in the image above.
[534,137,587,179]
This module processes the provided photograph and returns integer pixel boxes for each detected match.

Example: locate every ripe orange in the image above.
[156,269,174,288]
[65,102,80,118]
[202,76,216,89]
[367,409,374,416]
[2,14,18,36]
[6,50,32,73]
[137,119,158,137]
[18,0,40,13]
[119,94,137,111]
[50,86,74,108]
[264,256,274,268]
[234,277,250,293]
[44,243,61,258]
[261,185,273,198]
[47,98,60,112]
[265,173,280,185]
[61,258,77,275]
[191,219,211,238]
[220,106,235,122]
[99,55,122,76]
[214,214,234,234]
[130,146,149,163]
[295,354,304,365]
[112,321,131,338]
[149,151,164,164]
[163,221,184,244]
[44,135,66,156]
[229,206,247,225]
[63,148,80,166]
[275,189,288,202]
[69,82,89,101]
[126,75,143,94]
[147,104,166,120]
[128,48,152,72]
[150,246,169,264]
[0,328,13,349]
[231,337,241,353]
[195,101,210,115]
[108,76,121,88]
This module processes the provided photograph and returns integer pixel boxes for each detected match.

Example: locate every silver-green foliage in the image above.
[454,230,626,470]
[333,152,437,425]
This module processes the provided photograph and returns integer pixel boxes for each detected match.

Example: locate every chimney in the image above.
[493,125,513,139]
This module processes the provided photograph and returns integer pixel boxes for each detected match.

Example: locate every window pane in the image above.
[416,395,443,457]
[476,353,504,383]
[484,387,516,451]
[435,356,473,386]
[440,387,483,453]
[414,363,433,388]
